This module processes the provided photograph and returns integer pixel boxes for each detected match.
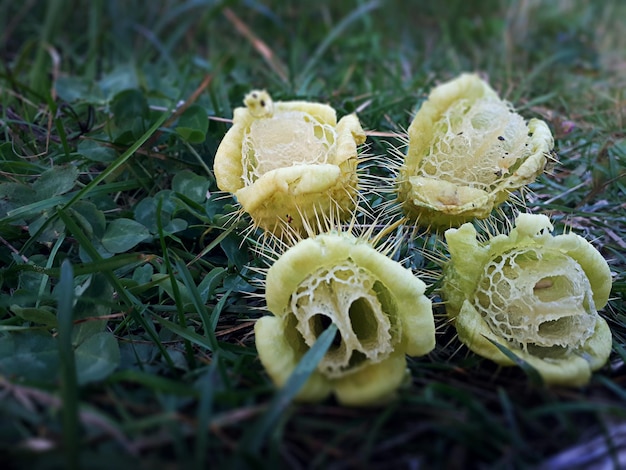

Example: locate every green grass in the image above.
[1,0,625,468]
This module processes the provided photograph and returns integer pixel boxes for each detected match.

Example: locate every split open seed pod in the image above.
[214,90,366,236]
[397,73,554,229]
[442,213,612,386]
[255,231,435,406]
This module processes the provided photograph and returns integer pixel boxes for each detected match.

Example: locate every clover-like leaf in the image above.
[101,218,151,253]
[175,104,209,144]
[172,170,210,204]
[75,332,121,385]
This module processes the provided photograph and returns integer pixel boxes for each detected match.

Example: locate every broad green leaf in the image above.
[197,267,227,303]
[68,206,95,239]
[134,197,165,233]
[154,190,178,214]
[163,218,188,235]
[220,233,249,270]
[79,238,115,262]
[71,201,106,239]
[72,273,113,345]
[55,76,105,103]
[205,193,235,219]
[117,337,158,370]
[132,263,154,284]
[32,165,79,199]
[0,198,14,220]
[77,139,117,163]
[152,273,193,308]
[101,218,151,253]
[172,170,210,204]
[98,64,139,99]
[0,182,36,205]
[17,255,49,292]
[133,197,160,233]
[10,305,58,327]
[0,332,59,383]
[28,212,66,243]
[0,141,20,161]
[175,104,209,143]
[109,89,150,143]
[134,193,188,235]
[112,89,149,123]
[75,332,121,384]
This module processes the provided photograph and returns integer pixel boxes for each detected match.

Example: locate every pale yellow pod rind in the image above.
[213,91,365,235]
[455,300,612,386]
[397,73,554,229]
[236,164,341,213]
[257,232,435,406]
[333,352,408,406]
[213,107,254,193]
[254,315,331,402]
[443,213,613,386]
[545,233,612,310]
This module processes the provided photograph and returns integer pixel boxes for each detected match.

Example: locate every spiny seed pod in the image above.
[255,230,435,406]
[214,90,366,236]
[442,213,612,386]
[397,74,554,229]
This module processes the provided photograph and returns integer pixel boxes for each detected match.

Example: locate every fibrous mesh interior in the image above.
[241,110,337,186]
[474,248,597,355]
[418,97,532,191]
[289,260,394,378]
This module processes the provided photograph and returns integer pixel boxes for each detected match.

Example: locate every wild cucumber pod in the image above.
[214,90,366,237]
[442,213,612,386]
[255,231,435,406]
[397,74,554,229]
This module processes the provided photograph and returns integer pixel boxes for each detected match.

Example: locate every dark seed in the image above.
[498,136,505,141]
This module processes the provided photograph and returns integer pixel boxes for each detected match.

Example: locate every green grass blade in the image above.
[29,0,68,97]
[295,1,380,91]
[4,253,151,280]
[156,196,196,369]
[107,370,199,397]
[60,110,170,212]
[239,323,338,456]
[35,232,65,307]
[57,208,176,369]
[150,314,234,361]
[485,337,544,387]
[194,356,219,468]
[57,259,80,470]
[175,259,221,353]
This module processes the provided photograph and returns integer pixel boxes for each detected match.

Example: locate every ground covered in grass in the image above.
[1,1,625,468]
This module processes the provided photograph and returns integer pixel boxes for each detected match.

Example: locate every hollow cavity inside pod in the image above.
[255,231,435,406]
[214,90,366,237]
[397,73,554,229]
[442,213,613,386]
